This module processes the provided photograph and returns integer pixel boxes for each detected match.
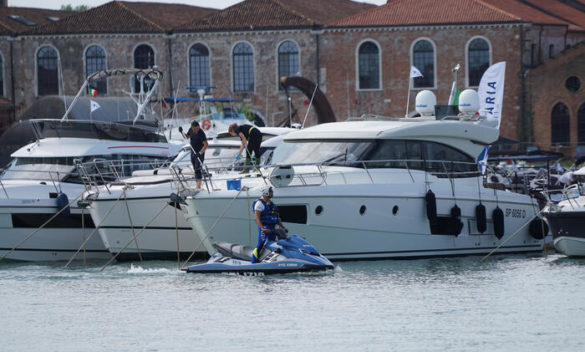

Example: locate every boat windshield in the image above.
[1,155,170,182]
[271,140,373,165]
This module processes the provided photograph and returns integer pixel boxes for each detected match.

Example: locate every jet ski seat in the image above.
[213,242,261,261]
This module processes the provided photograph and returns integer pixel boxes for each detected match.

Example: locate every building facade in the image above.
[1,0,585,155]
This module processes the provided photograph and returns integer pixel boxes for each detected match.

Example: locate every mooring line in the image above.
[0,191,84,261]
[181,187,245,268]
[100,202,170,271]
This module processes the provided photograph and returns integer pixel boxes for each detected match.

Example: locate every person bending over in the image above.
[229,122,262,173]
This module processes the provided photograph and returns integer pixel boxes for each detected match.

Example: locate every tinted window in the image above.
[423,141,476,175]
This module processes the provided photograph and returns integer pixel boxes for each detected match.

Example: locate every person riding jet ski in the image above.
[252,186,288,263]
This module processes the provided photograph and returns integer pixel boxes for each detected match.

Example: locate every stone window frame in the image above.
[410,37,437,90]
[355,39,382,91]
[35,44,60,97]
[132,43,157,93]
[231,41,255,93]
[276,39,301,92]
[0,50,4,97]
[551,101,571,146]
[465,36,492,88]
[84,44,108,95]
[188,42,212,88]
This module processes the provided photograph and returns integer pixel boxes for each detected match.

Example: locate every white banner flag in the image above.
[478,62,506,130]
[90,100,101,112]
[410,66,423,78]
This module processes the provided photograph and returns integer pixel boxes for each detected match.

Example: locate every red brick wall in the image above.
[528,43,585,157]
[320,25,523,140]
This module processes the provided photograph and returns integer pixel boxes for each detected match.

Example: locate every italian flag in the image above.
[89,88,98,97]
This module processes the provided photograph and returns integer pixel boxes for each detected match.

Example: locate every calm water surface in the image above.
[1,253,584,351]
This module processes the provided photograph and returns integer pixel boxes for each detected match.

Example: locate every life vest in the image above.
[256,198,279,227]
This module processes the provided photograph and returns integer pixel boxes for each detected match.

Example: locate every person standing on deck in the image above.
[187,120,208,189]
[228,122,262,173]
[251,186,288,263]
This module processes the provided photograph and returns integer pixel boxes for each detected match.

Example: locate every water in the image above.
[1,253,584,352]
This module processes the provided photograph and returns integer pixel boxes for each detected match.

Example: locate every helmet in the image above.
[261,186,273,197]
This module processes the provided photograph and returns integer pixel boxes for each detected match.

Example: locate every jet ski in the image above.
[183,233,334,275]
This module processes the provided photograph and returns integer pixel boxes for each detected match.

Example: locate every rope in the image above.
[81,206,87,266]
[175,203,180,269]
[0,190,84,261]
[181,187,245,268]
[123,188,143,261]
[65,189,126,267]
[480,209,544,262]
[100,202,170,271]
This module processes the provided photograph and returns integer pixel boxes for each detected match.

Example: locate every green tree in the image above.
[60,4,90,12]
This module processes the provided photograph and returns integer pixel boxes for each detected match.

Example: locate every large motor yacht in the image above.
[83,127,292,261]
[180,90,547,260]
[0,67,183,262]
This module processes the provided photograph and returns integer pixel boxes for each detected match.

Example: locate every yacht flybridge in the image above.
[180,88,548,260]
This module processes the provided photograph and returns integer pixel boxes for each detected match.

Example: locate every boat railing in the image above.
[171,158,482,193]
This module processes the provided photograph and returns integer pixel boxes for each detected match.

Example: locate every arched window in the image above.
[37,46,59,96]
[0,54,4,97]
[278,40,299,90]
[85,45,107,94]
[578,103,585,144]
[233,42,254,92]
[467,37,490,87]
[358,41,380,90]
[133,44,155,93]
[189,43,210,87]
[551,103,570,146]
[412,39,434,88]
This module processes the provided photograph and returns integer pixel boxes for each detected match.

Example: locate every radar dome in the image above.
[458,89,480,114]
[415,90,436,116]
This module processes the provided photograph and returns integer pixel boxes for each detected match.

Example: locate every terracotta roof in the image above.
[330,0,583,28]
[25,1,217,35]
[176,0,374,32]
[331,0,525,27]
[523,0,585,30]
[0,7,72,35]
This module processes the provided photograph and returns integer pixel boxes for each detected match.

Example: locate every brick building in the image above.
[0,0,584,155]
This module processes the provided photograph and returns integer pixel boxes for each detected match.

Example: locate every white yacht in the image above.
[0,120,181,261]
[84,128,291,261]
[180,91,547,260]
[542,167,585,257]
[0,68,183,261]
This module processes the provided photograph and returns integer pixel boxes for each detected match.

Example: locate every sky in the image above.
[9,0,387,10]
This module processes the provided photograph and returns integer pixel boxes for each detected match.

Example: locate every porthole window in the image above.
[566,76,581,92]
[359,205,366,215]
[392,205,399,215]
[315,205,323,215]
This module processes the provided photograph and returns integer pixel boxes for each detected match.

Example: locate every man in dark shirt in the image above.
[186,120,208,189]
[228,122,262,173]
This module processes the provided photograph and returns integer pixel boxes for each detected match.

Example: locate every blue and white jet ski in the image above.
[183,234,334,275]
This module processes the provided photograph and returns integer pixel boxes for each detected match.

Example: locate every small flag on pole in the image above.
[410,66,423,78]
[89,88,98,97]
[477,145,491,175]
[90,100,101,112]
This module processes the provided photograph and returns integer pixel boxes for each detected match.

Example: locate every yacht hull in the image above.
[89,195,207,261]
[0,205,109,261]
[546,210,585,257]
[184,182,544,260]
